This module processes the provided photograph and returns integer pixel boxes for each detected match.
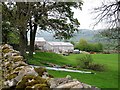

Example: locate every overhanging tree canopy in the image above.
[2,1,83,58]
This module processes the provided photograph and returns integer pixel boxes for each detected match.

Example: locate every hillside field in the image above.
[28,52,118,88]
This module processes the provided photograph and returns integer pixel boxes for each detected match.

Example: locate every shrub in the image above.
[77,54,105,71]
[77,54,93,69]
[88,63,105,71]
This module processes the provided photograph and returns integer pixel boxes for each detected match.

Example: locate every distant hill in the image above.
[28,29,100,43]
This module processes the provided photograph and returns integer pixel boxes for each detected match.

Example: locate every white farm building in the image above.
[28,37,46,49]
[43,42,74,53]
[28,37,74,53]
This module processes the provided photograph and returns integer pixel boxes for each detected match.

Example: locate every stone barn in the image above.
[43,42,74,53]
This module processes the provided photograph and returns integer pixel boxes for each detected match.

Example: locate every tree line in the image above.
[73,39,103,52]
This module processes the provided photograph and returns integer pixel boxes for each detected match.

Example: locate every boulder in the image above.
[4,79,17,87]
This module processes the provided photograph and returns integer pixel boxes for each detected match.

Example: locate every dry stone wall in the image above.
[0,44,100,90]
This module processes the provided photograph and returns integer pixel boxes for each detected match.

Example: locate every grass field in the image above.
[28,52,118,88]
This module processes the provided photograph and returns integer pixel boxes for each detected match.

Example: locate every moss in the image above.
[33,84,49,90]
[25,86,32,89]
[12,56,23,62]
[14,68,22,72]
[34,67,47,76]
[25,80,39,86]
[16,80,27,88]
[4,59,8,62]
[23,75,35,80]
[7,68,13,74]
[16,75,49,89]
[6,62,12,68]
[16,75,35,88]
[34,76,47,84]
[17,63,27,67]
[2,48,12,53]
[6,73,17,80]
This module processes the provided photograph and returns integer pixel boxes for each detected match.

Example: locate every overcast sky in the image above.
[72,0,108,30]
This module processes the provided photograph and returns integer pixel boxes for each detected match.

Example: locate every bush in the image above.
[77,54,105,71]
[88,63,105,71]
[77,54,93,69]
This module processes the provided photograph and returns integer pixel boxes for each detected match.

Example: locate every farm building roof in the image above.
[47,42,73,47]
[28,37,46,42]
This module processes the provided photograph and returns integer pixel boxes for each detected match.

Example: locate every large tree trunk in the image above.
[19,28,27,59]
[29,19,37,58]
[2,34,8,44]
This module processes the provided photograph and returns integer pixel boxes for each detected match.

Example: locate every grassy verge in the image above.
[28,52,68,66]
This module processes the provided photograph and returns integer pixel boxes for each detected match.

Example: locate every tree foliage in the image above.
[75,39,103,52]
[2,1,83,58]
[2,21,19,44]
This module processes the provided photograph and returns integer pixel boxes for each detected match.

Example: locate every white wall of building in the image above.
[43,42,74,53]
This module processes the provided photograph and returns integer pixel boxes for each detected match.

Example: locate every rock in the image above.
[48,78,57,88]
[12,61,28,69]
[42,72,50,79]
[4,52,12,58]
[4,79,17,87]
[42,74,49,79]
[71,83,83,88]
[2,44,12,50]
[82,83,91,88]
[56,81,82,88]
[15,67,38,82]
[11,56,23,62]
[48,78,73,88]
[11,52,20,56]
[4,61,10,66]
[18,66,38,76]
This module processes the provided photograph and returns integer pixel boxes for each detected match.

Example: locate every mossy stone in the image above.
[12,56,23,62]
[16,75,49,89]
[33,84,49,90]
[6,73,17,80]
[2,48,12,53]
[34,67,47,76]
[25,86,32,90]
[14,68,22,72]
